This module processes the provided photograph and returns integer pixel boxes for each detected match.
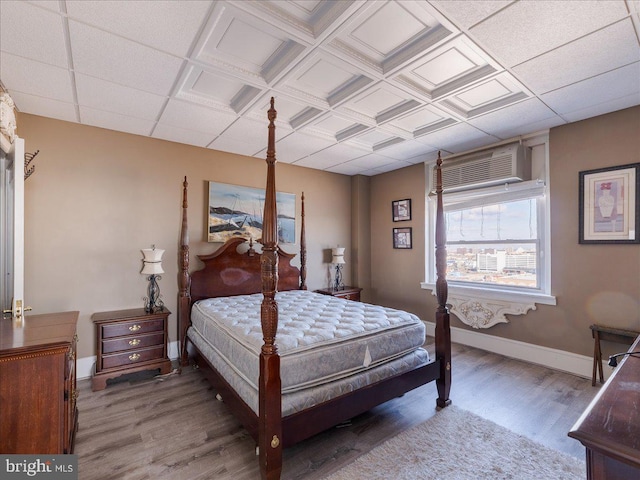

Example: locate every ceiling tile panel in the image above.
[0,53,74,102]
[513,19,640,94]
[194,3,305,84]
[371,138,439,160]
[79,106,156,137]
[416,122,499,153]
[209,133,267,158]
[393,37,499,101]
[294,142,367,169]
[65,0,212,57]
[469,0,629,67]
[69,21,184,96]
[158,99,238,135]
[468,98,562,139]
[327,0,453,74]
[387,105,457,138]
[152,123,216,148]
[279,50,373,107]
[561,93,640,123]
[8,91,77,123]
[76,74,167,120]
[438,72,530,118]
[541,62,640,116]
[176,66,257,114]
[430,1,514,29]
[266,131,334,163]
[0,1,68,68]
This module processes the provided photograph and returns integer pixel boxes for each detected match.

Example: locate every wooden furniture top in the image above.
[590,324,639,342]
[569,334,640,467]
[0,311,79,355]
[92,307,169,324]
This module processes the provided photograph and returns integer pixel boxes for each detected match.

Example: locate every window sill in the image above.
[420,282,556,329]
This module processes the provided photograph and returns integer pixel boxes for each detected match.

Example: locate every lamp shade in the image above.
[332,247,346,265]
[141,248,164,275]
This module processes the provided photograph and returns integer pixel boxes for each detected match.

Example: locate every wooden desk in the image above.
[590,324,638,386]
[569,335,640,479]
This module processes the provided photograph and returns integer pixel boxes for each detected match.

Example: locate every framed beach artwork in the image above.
[578,163,639,244]
[208,181,296,244]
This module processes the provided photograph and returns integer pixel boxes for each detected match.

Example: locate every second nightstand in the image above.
[315,286,362,301]
[91,308,172,391]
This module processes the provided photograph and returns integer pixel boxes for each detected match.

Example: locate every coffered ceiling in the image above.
[1,1,639,175]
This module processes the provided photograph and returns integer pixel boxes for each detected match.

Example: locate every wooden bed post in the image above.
[178,176,191,368]
[259,97,283,480]
[434,152,452,408]
[299,192,307,290]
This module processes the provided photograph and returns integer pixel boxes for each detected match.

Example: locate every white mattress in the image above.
[188,325,430,416]
[189,290,427,394]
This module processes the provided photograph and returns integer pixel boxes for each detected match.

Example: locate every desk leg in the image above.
[592,331,604,386]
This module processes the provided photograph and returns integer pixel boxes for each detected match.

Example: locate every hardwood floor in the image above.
[75,341,598,479]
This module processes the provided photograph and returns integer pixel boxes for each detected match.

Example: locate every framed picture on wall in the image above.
[579,162,640,244]
[393,227,412,249]
[392,199,411,221]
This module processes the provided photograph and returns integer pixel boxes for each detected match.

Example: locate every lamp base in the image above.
[144,274,164,313]
[333,264,344,291]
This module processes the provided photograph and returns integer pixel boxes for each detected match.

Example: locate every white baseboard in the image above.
[424,322,603,381]
[77,341,180,380]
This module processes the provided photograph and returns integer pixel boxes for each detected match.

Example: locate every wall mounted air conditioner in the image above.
[434,143,530,192]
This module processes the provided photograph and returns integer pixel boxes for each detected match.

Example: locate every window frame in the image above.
[422,135,556,306]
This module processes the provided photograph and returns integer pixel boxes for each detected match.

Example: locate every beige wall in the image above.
[370,106,640,358]
[16,106,640,361]
[18,114,352,358]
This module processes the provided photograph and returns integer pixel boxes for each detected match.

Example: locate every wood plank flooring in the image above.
[75,341,598,479]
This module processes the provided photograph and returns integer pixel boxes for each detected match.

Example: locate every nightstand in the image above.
[315,286,362,301]
[91,308,172,391]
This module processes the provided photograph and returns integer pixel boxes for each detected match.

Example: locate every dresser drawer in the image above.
[101,318,164,339]
[102,345,165,370]
[102,332,164,354]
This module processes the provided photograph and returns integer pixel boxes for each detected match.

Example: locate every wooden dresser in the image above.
[569,335,640,479]
[91,308,172,391]
[0,311,78,454]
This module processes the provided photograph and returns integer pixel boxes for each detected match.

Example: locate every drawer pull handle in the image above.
[129,353,140,361]
[129,339,141,346]
[129,325,142,332]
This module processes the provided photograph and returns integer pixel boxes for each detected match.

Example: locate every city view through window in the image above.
[445,198,539,289]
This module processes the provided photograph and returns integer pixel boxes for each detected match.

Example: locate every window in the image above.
[443,181,545,291]
[424,138,555,306]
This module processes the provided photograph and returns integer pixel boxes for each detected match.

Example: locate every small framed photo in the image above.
[579,163,639,244]
[393,227,412,249]
[392,199,411,222]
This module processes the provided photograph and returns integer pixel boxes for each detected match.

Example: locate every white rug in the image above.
[326,406,584,480]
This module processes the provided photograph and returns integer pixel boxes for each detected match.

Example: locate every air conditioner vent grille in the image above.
[435,143,530,192]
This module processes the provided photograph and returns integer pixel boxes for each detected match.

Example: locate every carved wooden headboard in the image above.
[190,237,302,303]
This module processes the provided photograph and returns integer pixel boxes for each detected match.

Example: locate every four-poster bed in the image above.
[177,98,451,480]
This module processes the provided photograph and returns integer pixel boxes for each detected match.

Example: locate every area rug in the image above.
[326,406,584,480]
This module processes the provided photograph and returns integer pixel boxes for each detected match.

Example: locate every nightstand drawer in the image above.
[101,318,164,339]
[339,292,359,301]
[102,345,165,370]
[102,332,165,354]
